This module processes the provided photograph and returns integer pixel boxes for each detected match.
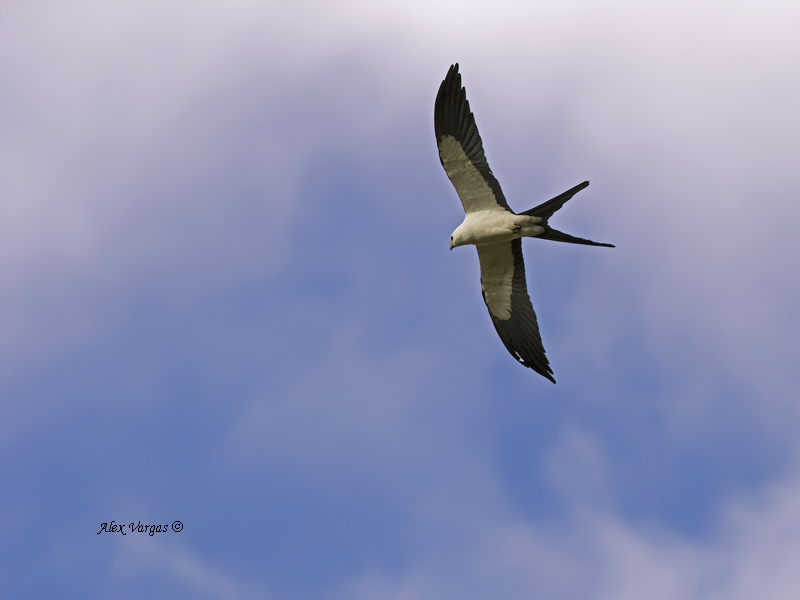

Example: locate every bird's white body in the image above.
[451,210,544,248]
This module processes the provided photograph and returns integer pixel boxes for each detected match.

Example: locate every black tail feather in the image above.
[521,181,590,220]
[538,227,615,247]
[521,181,614,248]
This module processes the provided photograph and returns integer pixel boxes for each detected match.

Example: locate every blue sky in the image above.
[2,0,800,597]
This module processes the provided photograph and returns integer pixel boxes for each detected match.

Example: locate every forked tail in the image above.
[521,181,614,247]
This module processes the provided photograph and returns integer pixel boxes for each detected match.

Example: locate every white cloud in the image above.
[112,534,271,599]
[330,465,800,600]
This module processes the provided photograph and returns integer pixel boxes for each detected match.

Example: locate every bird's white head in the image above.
[450,226,466,251]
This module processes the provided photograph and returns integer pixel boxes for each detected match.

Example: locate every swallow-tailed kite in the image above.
[435,64,613,383]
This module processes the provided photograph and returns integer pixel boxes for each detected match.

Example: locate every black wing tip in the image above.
[527,358,556,383]
[441,63,462,92]
[538,367,556,383]
[511,352,556,382]
[496,327,556,383]
[435,64,466,141]
[519,358,556,382]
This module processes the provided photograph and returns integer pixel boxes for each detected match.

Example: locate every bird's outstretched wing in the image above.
[434,63,511,214]
[477,239,555,382]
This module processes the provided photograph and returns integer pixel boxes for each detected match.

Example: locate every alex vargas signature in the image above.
[97,521,183,535]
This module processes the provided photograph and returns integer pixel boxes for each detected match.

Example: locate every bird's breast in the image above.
[458,212,543,246]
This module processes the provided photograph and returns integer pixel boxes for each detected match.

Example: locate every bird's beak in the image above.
[449,242,454,251]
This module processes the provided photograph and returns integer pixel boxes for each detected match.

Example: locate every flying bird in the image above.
[434,63,613,383]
